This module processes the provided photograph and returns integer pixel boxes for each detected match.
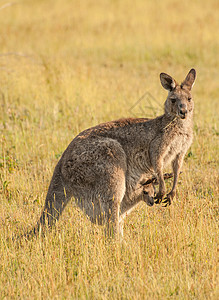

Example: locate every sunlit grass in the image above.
[0,0,218,298]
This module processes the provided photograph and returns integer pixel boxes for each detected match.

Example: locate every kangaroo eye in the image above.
[188,97,192,102]
[170,98,176,104]
[143,191,148,195]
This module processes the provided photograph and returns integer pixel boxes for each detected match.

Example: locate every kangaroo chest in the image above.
[163,132,191,166]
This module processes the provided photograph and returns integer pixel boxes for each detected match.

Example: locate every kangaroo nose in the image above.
[178,104,187,119]
[180,108,187,114]
[179,104,187,115]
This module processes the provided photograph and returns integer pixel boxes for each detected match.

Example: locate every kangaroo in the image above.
[31,69,196,238]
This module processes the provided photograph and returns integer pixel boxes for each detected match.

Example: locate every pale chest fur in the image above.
[163,129,193,167]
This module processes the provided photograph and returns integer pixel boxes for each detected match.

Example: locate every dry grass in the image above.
[0,0,218,298]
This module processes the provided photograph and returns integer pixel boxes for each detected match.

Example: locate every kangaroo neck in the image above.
[161,113,193,132]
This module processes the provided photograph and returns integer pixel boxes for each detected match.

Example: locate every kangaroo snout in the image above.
[146,196,154,207]
[179,104,187,119]
[143,190,154,206]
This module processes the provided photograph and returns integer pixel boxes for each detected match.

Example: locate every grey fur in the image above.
[32,69,196,238]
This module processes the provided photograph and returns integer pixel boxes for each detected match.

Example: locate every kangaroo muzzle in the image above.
[179,104,187,119]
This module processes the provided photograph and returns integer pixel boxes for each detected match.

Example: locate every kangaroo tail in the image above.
[22,161,72,239]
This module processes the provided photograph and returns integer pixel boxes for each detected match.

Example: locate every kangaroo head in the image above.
[160,69,196,120]
[143,183,156,206]
[142,173,175,206]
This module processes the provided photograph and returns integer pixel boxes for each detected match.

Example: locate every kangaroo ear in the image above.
[181,68,196,91]
[160,73,177,91]
[143,177,157,185]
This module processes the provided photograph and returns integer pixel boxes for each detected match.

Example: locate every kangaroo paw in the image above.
[154,191,165,204]
[162,196,172,207]
[154,198,162,204]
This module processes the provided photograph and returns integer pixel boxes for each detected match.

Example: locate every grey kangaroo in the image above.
[31,69,196,238]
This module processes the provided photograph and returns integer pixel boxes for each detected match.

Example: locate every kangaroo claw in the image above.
[162,196,171,207]
[154,192,165,204]
[154,198,162,204]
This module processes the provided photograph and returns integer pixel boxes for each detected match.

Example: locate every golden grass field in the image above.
[0,0,218,298]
